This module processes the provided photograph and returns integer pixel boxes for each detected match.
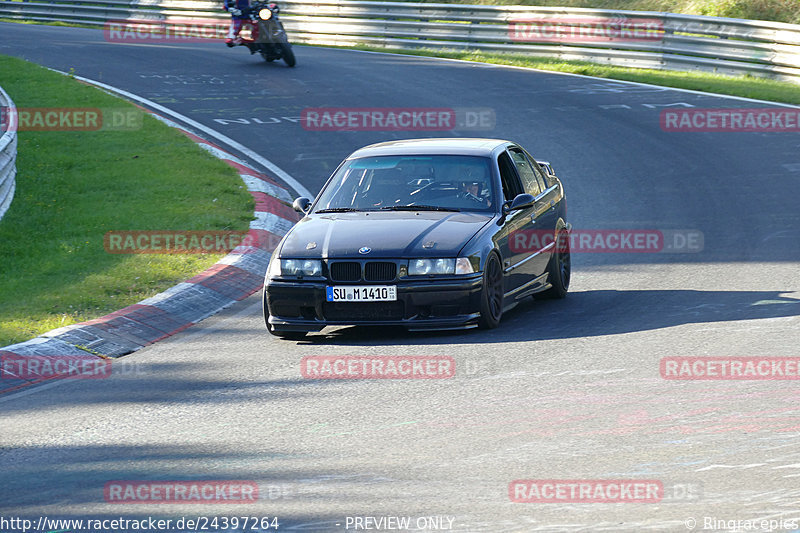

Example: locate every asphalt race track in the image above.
[2,22,800,532]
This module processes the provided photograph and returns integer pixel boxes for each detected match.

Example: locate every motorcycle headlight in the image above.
[408,258,455,276]
[281,259,322,277]
[258,8,273,20]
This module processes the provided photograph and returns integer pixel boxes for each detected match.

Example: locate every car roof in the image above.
[347,138,511,159]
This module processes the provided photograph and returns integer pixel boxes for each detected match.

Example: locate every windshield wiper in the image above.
[315,207,364,213]
[380,204,460,212]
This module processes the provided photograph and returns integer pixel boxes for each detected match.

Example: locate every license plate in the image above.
[326,286,397,302]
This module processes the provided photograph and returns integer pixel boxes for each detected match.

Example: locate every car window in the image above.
[523,150,550,192]
[313,155,496,212]
[497,151,522,202]
[509,147,543,197]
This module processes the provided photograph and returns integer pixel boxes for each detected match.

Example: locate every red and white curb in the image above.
[0,102,301,395]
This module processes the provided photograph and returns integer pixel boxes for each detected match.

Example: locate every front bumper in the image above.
[265,275,484,332]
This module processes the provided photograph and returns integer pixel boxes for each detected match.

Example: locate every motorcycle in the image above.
[230,1,296,67]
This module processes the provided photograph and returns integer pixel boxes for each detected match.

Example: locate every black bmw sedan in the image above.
[263,138,570,338]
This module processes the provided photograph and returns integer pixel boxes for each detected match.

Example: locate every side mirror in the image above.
[502,193,535,214]
[292,197,311,214]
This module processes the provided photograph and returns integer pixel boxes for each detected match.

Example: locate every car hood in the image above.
[279,211,493,258]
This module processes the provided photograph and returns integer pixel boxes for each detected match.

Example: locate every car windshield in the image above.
[313,155,496,213]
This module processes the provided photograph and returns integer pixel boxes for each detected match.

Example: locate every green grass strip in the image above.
[0,54,254,346]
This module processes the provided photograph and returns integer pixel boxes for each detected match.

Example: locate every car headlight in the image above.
[408,258,455,276]
[267,257,322,279]
[258,8,273,19]
[265,254,282,281]
[281,259,322,277]
[455,257,475,275]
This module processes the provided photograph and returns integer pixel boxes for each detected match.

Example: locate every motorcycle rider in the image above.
[224,0,250,46]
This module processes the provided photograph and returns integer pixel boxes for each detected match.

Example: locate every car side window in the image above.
[497,151,523,202]
[523,150,550,192]
[509,147,543,197]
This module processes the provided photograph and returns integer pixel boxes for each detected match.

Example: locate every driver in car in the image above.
[457,165,491,207]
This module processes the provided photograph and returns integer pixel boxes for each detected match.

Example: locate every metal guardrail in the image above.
[0,85,17,223]
[1,0,800,83]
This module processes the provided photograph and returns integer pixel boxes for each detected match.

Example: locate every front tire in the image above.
[536,230,570,299]
[280,42,296,67]
[478,252,504,329]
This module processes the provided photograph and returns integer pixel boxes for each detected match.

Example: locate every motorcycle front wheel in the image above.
[280,42,296,67]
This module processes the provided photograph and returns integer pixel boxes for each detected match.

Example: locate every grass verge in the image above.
[0,54,255,347]
[351,45,800,106]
